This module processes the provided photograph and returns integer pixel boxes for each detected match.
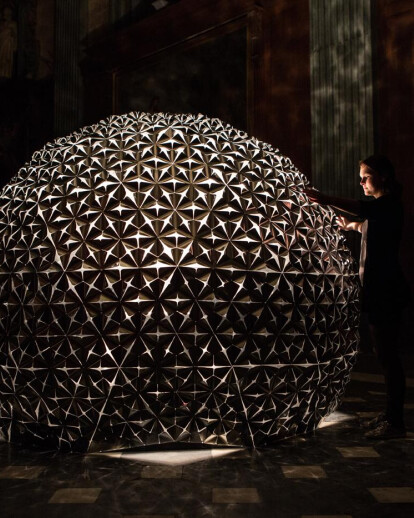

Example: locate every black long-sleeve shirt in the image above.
[357,193,410,317]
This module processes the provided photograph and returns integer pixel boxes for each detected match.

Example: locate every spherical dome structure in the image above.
[0,112,359,451]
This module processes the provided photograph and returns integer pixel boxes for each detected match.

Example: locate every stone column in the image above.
[310,0,374,199]
[54,0,83,137]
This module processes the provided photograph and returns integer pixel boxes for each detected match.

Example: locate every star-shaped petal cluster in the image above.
[0,112,359,451]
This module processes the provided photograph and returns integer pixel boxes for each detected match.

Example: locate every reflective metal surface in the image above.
[0,112,359,451]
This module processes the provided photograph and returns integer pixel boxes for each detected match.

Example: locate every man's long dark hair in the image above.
[360,155,402,197]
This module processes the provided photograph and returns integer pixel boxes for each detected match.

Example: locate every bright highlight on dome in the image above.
[0,112,359,451]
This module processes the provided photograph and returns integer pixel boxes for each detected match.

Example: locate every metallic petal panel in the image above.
[0,112,360,451]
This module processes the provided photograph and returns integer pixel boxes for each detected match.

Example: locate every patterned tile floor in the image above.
[0,351,413,518]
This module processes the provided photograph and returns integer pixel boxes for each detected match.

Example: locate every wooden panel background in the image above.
[82,0,311,177]
[374,0,414,345]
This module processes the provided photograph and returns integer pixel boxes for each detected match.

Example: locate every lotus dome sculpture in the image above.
[0,112,359,451]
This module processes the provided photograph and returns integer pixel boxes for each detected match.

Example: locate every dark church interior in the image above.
[0,0,414,517]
